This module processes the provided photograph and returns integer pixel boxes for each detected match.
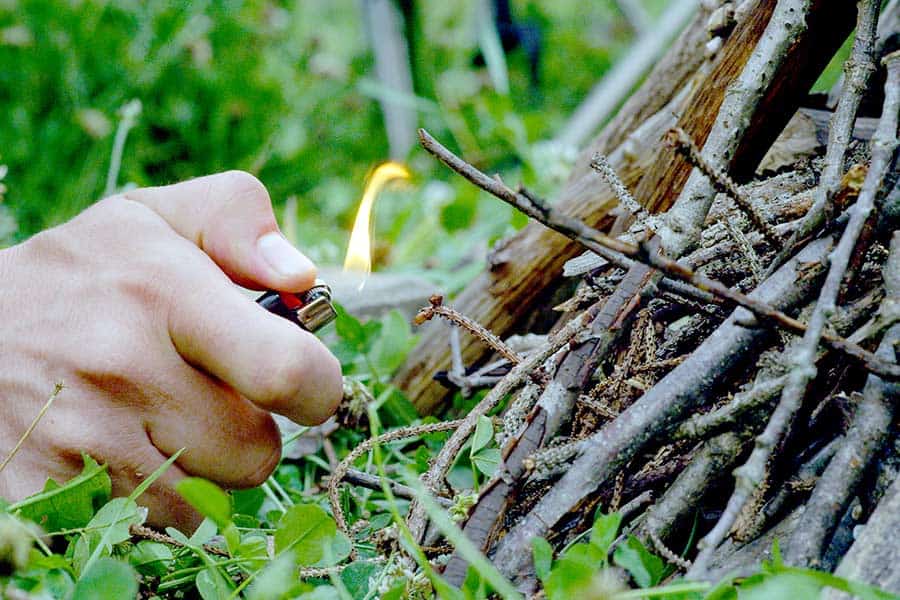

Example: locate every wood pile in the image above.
[336,1,900,593]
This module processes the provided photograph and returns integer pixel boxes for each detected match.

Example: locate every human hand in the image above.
[0,171,342,530]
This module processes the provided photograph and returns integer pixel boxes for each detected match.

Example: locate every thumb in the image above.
[123,170,316,292]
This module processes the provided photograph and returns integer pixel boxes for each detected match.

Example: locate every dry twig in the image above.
[788,234,900,566]
[665,127,780,245]
[689,46,900,578]
[328,419,463,549]
[418,128,900,381]
[415,295,522,366]
[766,0,882,276]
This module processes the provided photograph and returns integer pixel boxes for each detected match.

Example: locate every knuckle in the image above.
[217,170,271,208]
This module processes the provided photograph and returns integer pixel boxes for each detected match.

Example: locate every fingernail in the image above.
[257,232,315,278]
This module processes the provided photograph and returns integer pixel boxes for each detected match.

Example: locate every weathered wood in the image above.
[633,0,856,214]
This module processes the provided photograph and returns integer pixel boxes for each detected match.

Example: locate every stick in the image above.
[689,47,900,578]
[637,432,746,545]
[764,0,882,276]
[442,264,654,584]
[405,306,592,543]
[418,128,900,381]
[341,468,452,508]
[328,419,462,547]
[414,296,522,365]
[665,127,781,245]
[491,232,836,582]
[787,234,900,566]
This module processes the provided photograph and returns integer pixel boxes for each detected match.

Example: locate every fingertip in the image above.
[256,232,318,292]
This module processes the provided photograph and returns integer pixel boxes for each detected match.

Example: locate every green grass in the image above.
[0,0,630,277]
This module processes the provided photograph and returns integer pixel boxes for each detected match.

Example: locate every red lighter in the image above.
[256,279,337,332]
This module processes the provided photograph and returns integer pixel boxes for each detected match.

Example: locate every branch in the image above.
[405,304,594,543]
[656,0,814,257]
[764,0,882,276]
[689,46,900,578]
[491,232,837,582]
[418,128,900,381]
[414,295,522,365]
[665,127,781,245]
[328,419,462,550]
[787,235,900,566]
[341,468,452,508]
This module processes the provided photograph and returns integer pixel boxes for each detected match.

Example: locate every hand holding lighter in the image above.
[256,279,337,332]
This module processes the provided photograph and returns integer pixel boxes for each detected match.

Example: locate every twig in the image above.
[414,295,522,365]
[721,217,764,284]
[638,432,746,545]
[787,235,900,566]
[328,420,463,546]
[443,263,655,585]
[130,524,229,558]
[341,468,452,508]
[0,383,63,476]
[590,153,655,231]
[675,284,884,441]
[764,0,881,276]
[657,0,813,258]
[673,377,784,441]
[490,233,837,582]
[650,530,693,571]
[418,128,900,381]
[689,47,900,579]
[406,307,589,543]
[665,127,780,245]
[619,489,654,521]
[757,436,842,538]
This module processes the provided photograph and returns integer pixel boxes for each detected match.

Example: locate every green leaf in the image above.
[590,511,622,556]
[196,566,234,599]
[613,535,666,588]
[74,497,145,575]
[315,530,352,567]
[531,537,553,582]
[71,558,138,600]
[232,486,265,517]
[12,454,110,532]
[274,504,338,566]
[128,540,173,578]
[298,586,340,599]
[176,478,232,529]
[736,571,821,600]
[471,416,494,455]
[340,561,381,599]
[545,544,605,600]
[189,518,219,545]
[247,552,305,600]
[334,304,381,353]
[369,310,418,375]
[471,448,501,477]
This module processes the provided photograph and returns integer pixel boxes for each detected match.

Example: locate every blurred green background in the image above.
[0,0,658,282]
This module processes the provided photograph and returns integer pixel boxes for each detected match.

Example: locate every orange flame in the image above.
[342,162,410,286]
